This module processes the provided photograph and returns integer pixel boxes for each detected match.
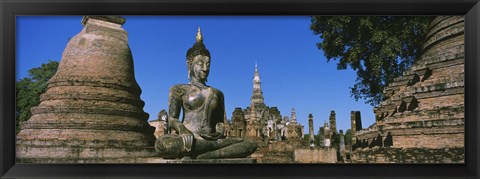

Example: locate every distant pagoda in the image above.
[251,63,266,110]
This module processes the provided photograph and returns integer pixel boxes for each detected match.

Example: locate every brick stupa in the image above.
[351,16,465,163]
[16,16,158,163]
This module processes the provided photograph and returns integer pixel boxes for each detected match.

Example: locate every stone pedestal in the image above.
[16,16,158,163]
[163,158,256,164]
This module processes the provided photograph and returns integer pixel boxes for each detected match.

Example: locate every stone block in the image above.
[294,148,337,163]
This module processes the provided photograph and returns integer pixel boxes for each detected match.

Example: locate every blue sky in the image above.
[16,16,376,134]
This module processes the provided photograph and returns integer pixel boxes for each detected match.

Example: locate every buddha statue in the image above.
[155,27,257,159]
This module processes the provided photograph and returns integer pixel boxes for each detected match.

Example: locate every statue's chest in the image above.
[183,88,212,111]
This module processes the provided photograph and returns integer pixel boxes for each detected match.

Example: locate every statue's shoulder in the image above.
[171,84,189,89]
[208,87,224,97]
[170,84,189,96]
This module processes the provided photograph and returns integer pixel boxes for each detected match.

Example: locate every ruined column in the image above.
[318,127,325,147]
[350,111,362,147]
[350,111,357,146]
[339,130,346,158]
[308,113,315,146]
[350,111,356,133]
[16,16,157,163]
[329,110,337,133]
[351,111,362,132]
[355,111,362,130]
[324,122,331,147]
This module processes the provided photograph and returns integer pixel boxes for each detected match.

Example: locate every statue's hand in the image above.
[178,128,194,152]
[199,123,225,140]
[199,132,223,140]
[181,134,193,152]
[215,123,225,135]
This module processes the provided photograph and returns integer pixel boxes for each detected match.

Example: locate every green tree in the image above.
[303,134,310,142]
[16,60,59,133]
[344,129,352,145]
[310,16,434,105]
[331,132,339,149]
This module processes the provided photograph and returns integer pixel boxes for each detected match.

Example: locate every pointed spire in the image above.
[196,26,203,42]
[254,62,259,78]
[250,63,265,110]
[253,62,260,82]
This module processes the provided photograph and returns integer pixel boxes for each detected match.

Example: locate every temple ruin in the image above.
[15,15,465,164]
[350,16,465,163]
[226,64,304,144]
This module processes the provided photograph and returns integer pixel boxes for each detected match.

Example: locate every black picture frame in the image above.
[1,0,479,178]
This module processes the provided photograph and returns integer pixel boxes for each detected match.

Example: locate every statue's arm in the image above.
[214,91,226,127]
[168,86,192,135]
[215,91,226,137]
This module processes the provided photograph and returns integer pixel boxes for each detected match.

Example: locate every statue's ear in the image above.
[187,61,191,80]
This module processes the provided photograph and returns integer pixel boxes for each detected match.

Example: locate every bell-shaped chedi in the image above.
[16,16,157,163]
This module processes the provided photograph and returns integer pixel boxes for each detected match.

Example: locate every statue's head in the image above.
[186,27,211,83]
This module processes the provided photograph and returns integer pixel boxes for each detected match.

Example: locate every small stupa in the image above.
[16,16,158,163]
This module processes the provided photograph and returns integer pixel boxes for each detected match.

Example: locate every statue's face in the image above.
[190,55,210,82]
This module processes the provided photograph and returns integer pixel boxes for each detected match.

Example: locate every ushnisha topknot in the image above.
[186,27,211,63]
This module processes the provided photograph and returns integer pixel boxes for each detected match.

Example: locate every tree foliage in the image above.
[310,16,434,105]
[344,129,352,145]
[16,60,59,133]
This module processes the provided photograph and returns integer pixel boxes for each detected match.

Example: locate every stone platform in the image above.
[138,158,257,164]
[18,157,257,164]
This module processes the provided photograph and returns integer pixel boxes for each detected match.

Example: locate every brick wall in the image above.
[393,133,463,148]
[351,147,464,163]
